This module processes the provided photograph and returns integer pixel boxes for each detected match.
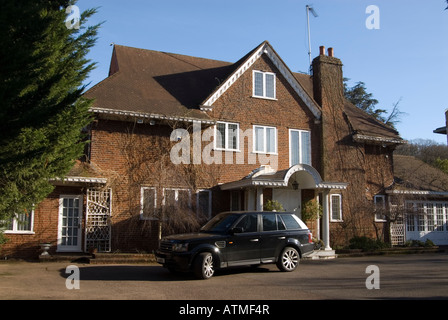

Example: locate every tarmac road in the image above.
[0,253,447,300]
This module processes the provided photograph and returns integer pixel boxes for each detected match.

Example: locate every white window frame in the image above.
[140,187,157,220]
[289,129,312,166]
[374,195,387,222]
[253,125,277,154]
[4,209,35,234]
[162,188,192,209]
[196,189,212,219]
[253,70,276,99]
[330,194,343,222]
[214,121,240,151]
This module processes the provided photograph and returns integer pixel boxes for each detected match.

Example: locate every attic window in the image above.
[253,71,276,99]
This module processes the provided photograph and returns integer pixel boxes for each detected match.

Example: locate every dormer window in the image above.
[253,71,276,99]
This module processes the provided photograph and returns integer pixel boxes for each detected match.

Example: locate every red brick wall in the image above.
[209,54,321,182]
[1,186,83,259]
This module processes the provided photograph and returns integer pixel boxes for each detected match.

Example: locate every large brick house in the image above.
[6,40,433,259]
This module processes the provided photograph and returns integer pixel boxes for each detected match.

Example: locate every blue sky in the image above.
[76,0,448,144]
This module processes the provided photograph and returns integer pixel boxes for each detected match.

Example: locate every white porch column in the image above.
[322,189,332,250]
[256,187,264,211]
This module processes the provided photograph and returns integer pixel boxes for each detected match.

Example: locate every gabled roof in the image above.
[84,41,322,123]
[200,41,322,119]
[84,42,403,144]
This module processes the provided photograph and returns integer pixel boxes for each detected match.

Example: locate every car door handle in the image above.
[250,239,259,242]
[278,236,286,240]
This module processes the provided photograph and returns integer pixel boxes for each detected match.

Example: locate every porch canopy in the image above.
[220,164,347,250]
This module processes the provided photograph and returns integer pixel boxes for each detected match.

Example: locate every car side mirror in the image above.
[230,227,243,234]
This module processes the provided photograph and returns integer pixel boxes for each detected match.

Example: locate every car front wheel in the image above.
[194,252,215,279]
[277,246,300,272]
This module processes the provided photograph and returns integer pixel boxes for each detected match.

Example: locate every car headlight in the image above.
[172,243,189,252]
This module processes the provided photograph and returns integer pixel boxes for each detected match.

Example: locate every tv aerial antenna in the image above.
[306,5,318,72]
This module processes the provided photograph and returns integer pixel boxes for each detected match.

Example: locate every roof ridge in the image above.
[113,44,232,66]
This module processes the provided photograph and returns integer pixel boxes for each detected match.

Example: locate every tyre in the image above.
[277,246,300,272]
[193,252,215,279]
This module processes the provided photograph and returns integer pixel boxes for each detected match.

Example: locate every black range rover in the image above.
[155,211,314,279]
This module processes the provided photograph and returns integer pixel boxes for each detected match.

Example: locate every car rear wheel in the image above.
[277,246,299,272]
[194,252,215,279]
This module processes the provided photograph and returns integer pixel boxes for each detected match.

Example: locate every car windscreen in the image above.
[200,213,240,233]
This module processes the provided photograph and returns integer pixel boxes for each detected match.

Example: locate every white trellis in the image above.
[85,188,112,252]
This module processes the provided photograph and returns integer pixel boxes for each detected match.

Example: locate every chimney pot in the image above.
[328,47,334,57]
[319,46,325,56]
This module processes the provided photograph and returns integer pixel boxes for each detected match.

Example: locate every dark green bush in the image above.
[348,236,389,251]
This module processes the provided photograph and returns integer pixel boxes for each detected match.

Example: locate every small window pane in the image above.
[265,73,275,98]
[262,214,277,231]
[301,131,311,165]
[235,214,258,232]
[280,214,300,230]
[216,123,226,149]
[228,124,238,150]
[254,72,264,97]
[255,126,264,152]
[276,215,286,230]
[142,188,156,219]
[331,195,342,221]
[290,130,300,166]
[266,128,275,153]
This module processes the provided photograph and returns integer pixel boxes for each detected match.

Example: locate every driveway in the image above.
[1,253,447,300]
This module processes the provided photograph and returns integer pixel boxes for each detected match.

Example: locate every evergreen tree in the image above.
[0,1,100,227]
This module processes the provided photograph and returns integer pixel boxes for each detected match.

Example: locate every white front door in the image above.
[58,195,83,252]
[273,189,302,216]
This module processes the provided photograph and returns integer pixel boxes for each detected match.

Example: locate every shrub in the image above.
[264,200,284,212]
[404,239,436,247]
[348,236,388,251]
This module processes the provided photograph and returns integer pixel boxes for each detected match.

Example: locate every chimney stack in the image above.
[319,46,325,56]
[312,46,347,181]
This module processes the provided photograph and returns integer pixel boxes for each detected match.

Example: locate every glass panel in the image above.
[142,188,156,218]
[436,204,444,231]
[331,195,341,220]
[301,131,311,165]
[290,130,299,166]
[427,203,435,231]
[416,203,425,231]
[266,128,275,153]
[216,123,226,149]
[177,190,191,209]
[16,212,32,231]
[280,214,300,230]
[255,126,264,152]
[254,72,264,97]
[276,215,286,230]
[235,214,258,232]
[262,214,277,231]
[265,73,275,98]
[228,124,238,150]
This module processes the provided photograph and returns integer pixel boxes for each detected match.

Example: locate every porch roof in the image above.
[49,161,107,187]
[220,164,347,191]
